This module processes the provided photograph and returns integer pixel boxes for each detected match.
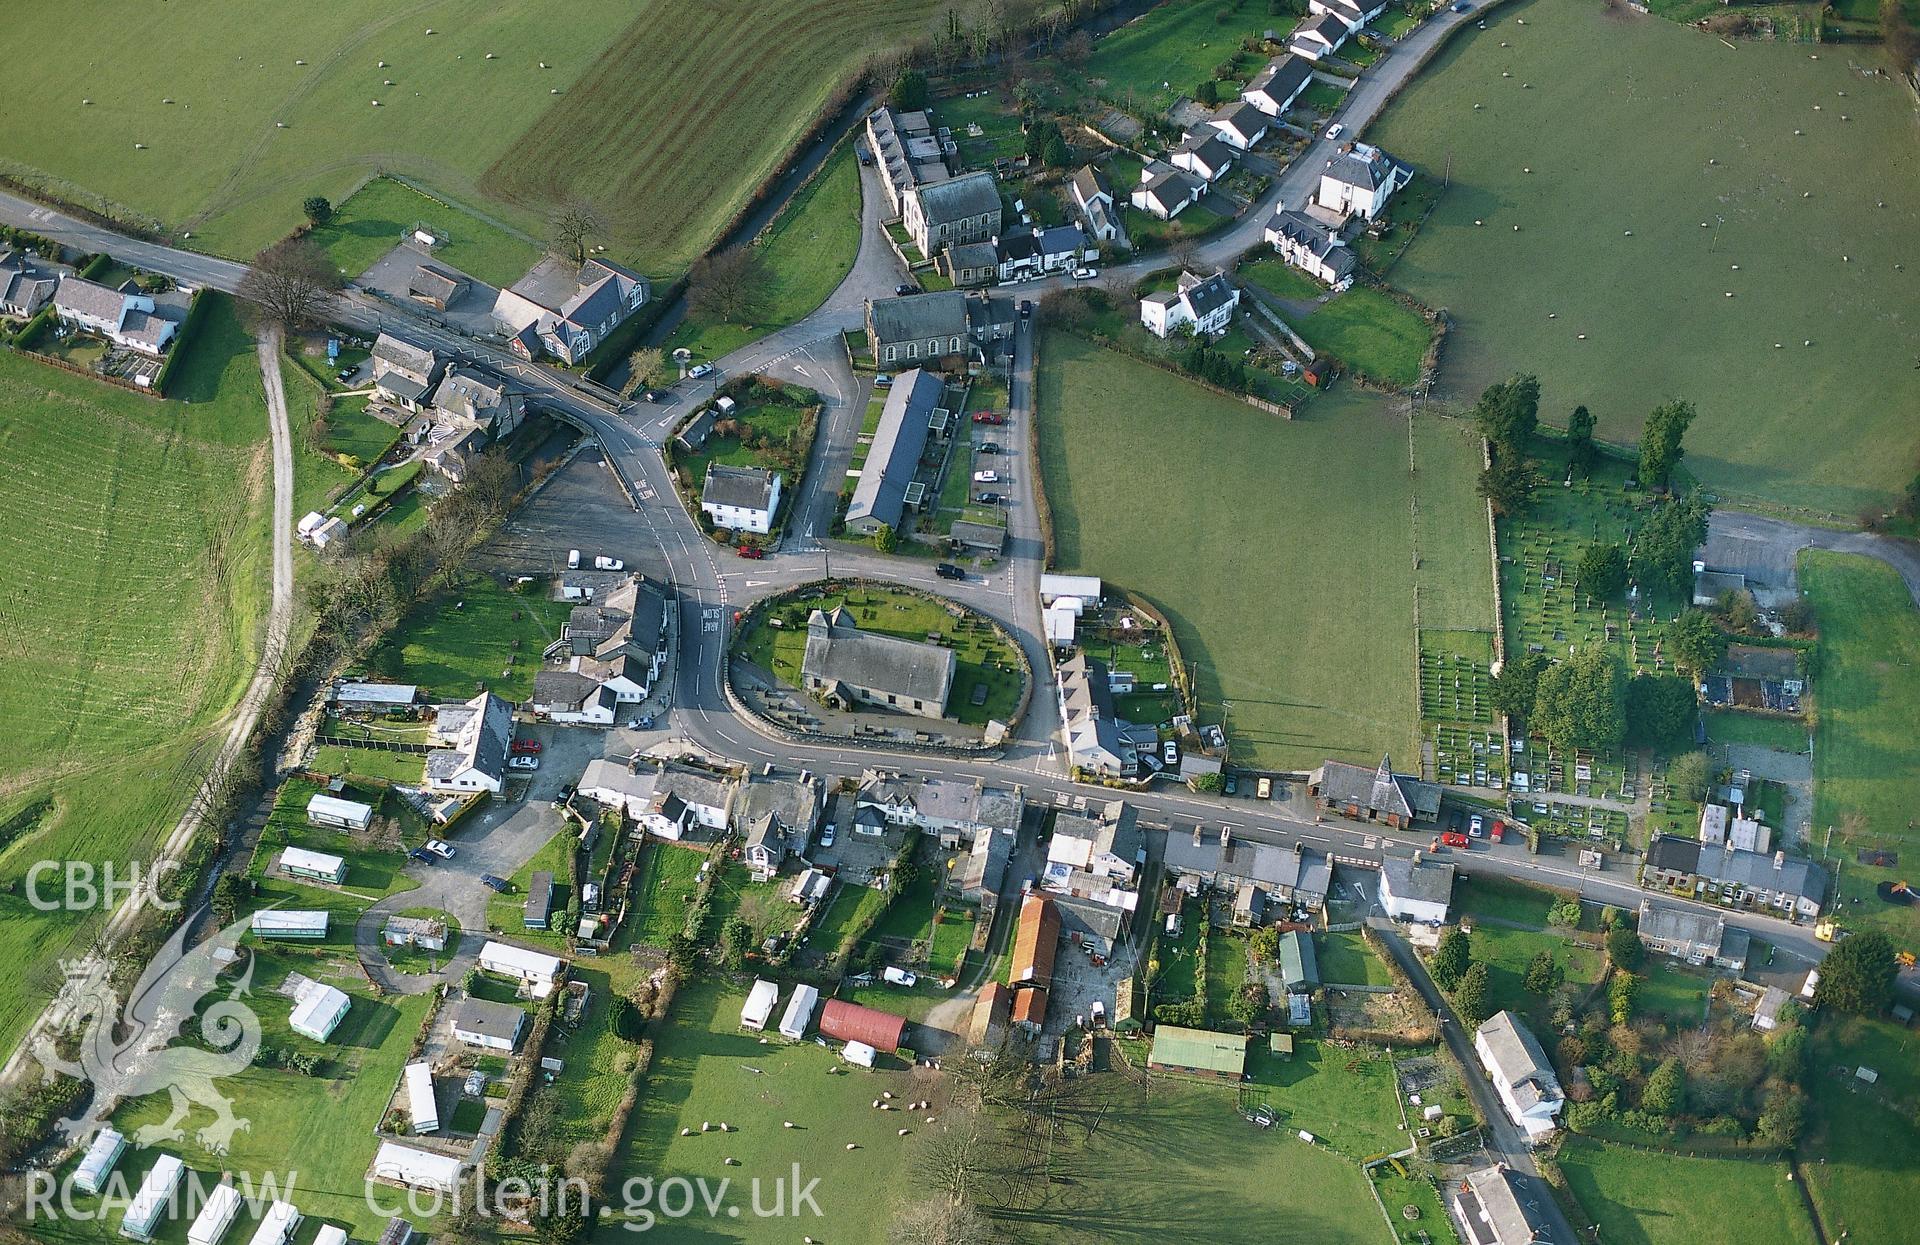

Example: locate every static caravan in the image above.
[290,984,352,1043]
[372,1142,463,1194]
[279,847,347,884]
[404,1060,439,1133]
[186,1183,242,1245]
[841,1040,878,1068]
[244,1200,301,1245]
[120,1152,184,1241]
[73,1127,126,1196]
[311,1228,349,1245]
[477,941,564,993]
[306,793,374,832]
[740,978,780,1031]
[523,871,554,930]
[779,983,819,1040]
[251,910,330,941]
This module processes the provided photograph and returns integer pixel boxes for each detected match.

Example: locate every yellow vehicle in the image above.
[1814,918,1845,943]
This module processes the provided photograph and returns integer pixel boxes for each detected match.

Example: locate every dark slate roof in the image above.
[1137,161,1203,212]
[1038,224,1085,256]
[802,607,955,707]
[997,232,1042,264]
[53,274,128,322]
[1313,756,1440,819]
[912,171,1002,227]
[1175,131,1235,171]
[1381,854,1454,905]
[1298,10,1352,43]
[1324,144,1411,191]
[1458,1165,1566,1245]
[846,368,942,529]
[1070,166,1113,206]
[946,240,998,272]
[1271,210,1357,280]
[409,262,467,301]
[1179,271,1237,319]
[1645,834,1827,900]
[702,463,779,511]
[533,668,600,709]
[455,998,527,1044]
[868,290,968,345]
[372,332,438,375]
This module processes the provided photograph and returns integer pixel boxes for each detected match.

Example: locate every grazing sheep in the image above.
[872,1099,881,1109]
[898,1128,910,1136]
[846,1142,859,1151]
[926,1116,937,1124]
[784,1121,796,1129]
[1577,334,1587,340]
[680,1128,691,1136]
[724,1157,739,1166]
[134,143,146,149]
[378,60,387,67]
[701,1121,711,1132]
[1623,230,1632,236]
[276,122,286,128]
[295,60,306,66]
[882,1092,893,1100]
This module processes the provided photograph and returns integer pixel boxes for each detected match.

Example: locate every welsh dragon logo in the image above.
[32,909,261,1155]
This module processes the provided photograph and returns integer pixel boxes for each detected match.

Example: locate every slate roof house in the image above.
[1068,166,1124,245]
[1317,142,1415,221]
[1636,899,1750,971]
[0,250,60,319]
[1265,210,1357,291]
[494,256,650,365]
[801,606,955,719]
[1379,852,1454,923]
[1474,1011,1564,1143]
[1046,800,1142,885]
[943,240,1001,288]
[52,274,184,356]
[995,224,1086,282]
[1309,755,1440,828]
[1129,160,1204,220]
[736,771,822,879]
[1290,9,1353,60]
[1161,826,1333,915]
[536,575,670,718]
[408,261,469,311]
[701,464,783,534]
[844,367,942,534]
[371,332,443,411]
[530,669,618,726]
[1205,100,1270,151]
[1452,1165,1568,1245]
[1640,834,1827,918]
[901,170,1002,260]
[1242,54,1315,117]
[1170,131,1237,184]
[425,691,514,795]
[1056,651,1138,777]
[865,105,952,216]
[866,291,968,367]
[1310,0,1390,32]
[1139,269,1240,339]
[431,365,527,442]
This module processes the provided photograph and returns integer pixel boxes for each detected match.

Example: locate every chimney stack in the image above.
[1774,850,1785,871]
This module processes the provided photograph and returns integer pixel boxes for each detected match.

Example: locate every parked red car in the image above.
[1489,819,1505,843]
[510,739,542,755]
[1439,831,1471,849]
[736,544,764,559]
[971,411,1005,425]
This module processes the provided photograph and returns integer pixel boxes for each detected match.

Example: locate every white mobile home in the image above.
[290,984,352,1043]
[305,793,374,833]
[478,941,565,994]
[311,1229,349,1245]
[245,1201,302,1245]
[73,1128,126,1196]
[120,1152,184,1241]
[741,978,780,1031]
[186,1183,242,1245]
[250,910,331,941]
[404,1060,439,1134]
[779,983,820,1040]
[372,1142,463,1193]
[279,847,347,884]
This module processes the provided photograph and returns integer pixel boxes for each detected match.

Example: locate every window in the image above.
[888,694,898,704]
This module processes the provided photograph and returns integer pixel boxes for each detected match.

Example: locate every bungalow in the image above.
[1130,160,1204,220]
[1474,1011,1564,1143]
[1170,131,1237,184]
[1317,142,1414,221]
[477,940,565,993]
[942,240,1000,288]
[1453,1165,1570,1245]
[1265,209,1357,291]
[280,846,347,885]
[1148,1025,1247,1080]
[866,106,952,216]
[1056,651,1138,777]
[1068,166,1124,246]
[493,256,650,365]
[1640,834,1827,918]
[1309,755,1441,828]
[523,870,554,930]
[901,171,1002,260]
[1205,100,1270,151]
[424,691,514,795]
[1290,10,1353,60]
[52,274,182,355]
[1241,54,1315,117]
[0,250,60,319]
[802,606,955,719]
[701,464,783,534]
[1380,853,1454,923]
[1636,900,1750,971]
[1139,269,1240,339]
[839,360,953,527]
[366,332,441,411]
[452,998,528,1053]
[408,261,469,311]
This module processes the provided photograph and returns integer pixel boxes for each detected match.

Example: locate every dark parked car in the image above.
[1018,300,1033,319]
[479,873,512,893]
[974,492,1004,505]
[934,562,966,580]
[895,283,918,296]
[408,848,435,865]
[976,442,1002,454]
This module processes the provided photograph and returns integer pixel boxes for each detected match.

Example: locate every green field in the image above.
[0,318,271,1055]
[1293,287,1433,389]
[3,1,966,276]
[1558,1137,1815,1245]
[665,144,863,363]
[1413,415,1498,632]
[485,827,574,943]
[1242,1038,1407,1159]
[1802,1014,1920,1245]
[740,585,1026,727]
[308,175,540,288]
[1702,710,1807,753]
[1083,0,1272,112]
[365,573,572,702]
[1318,928,1395,987]
[1038,330,1454,769]
[1801,552,1920,941]
[1367,0,1920,512]
[627,840,708,949]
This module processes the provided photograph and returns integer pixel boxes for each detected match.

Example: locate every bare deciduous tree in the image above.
[237,236,344,330]
[549,201,604,267]
[909,1107,998,1208]
[686,246,768,325]
[888,1195,998,1245]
